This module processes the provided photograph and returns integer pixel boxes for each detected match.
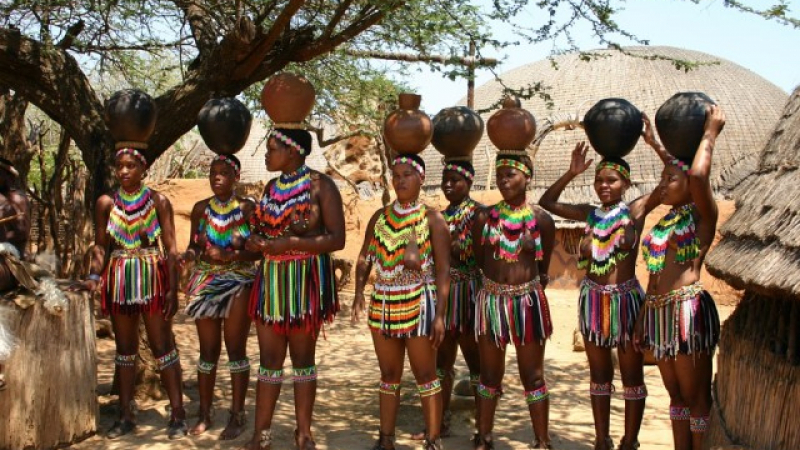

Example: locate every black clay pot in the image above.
[655,92,716,160]
[431,106,484,159]
[582,98,642,158]
[104,89,157,143]
[197,98,253,155]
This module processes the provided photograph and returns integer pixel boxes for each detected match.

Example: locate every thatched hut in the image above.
[704,87,800,450]
[420,46,788,288]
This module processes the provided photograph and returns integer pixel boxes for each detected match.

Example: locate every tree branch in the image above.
[294,5,392,61]
[343,49,499,67]
[172,0,220,57]
[322,0,354,40]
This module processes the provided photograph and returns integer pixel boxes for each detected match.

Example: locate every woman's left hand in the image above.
[430,315,445,349]
[205,245,230,263]
[260,237,289,255]
[163,290,179,318]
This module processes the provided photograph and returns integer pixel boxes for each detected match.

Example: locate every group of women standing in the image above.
[79,90,725,450]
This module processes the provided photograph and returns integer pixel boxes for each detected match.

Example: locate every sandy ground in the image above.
[69,179,739,450]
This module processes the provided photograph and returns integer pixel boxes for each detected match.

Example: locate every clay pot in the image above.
[583,98,643,158]
[260,73,316,123]
[655,92,716,160]
[197,98,252,155]
[104,89,157,143]
[431,106,484,159]
[383,93,432,155]
[486,97,536,151]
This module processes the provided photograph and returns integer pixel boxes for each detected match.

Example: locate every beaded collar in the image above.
[482,200,542,262]
[252,165,311,238]
[642,203,699,273]
[198,196,250,250]
[107,185,161,249]
[368,201,431,279]
[443,197,479,270]
[578,201,633,275]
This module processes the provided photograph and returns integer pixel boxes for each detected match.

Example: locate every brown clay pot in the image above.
[197,98,252,155]
[486,97,536,151]
[383,93,432,155]
[655,92,716,160]
[103,89,157,143]
[260,73,316,123]
[431,106,484,159]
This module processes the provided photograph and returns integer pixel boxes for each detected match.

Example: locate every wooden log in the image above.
[0,289,97,449]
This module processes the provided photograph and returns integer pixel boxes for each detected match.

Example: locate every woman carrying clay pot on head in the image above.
[80,146,187,439]
[471,153,556,450]
[352,153,450,450]
[242,128,345,450]
[539,141,661,450]
[181,153,260,439]
[635,104,725,450]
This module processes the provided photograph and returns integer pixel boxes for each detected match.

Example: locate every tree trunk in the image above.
[0,290,97,449]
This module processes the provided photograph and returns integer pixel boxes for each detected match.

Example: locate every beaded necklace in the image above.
[253,165,311,238]
[641,203,699,273]
[443,197,478,269]
[107,185,161,249]
[198,196,250,250]
[482,200,542,262]
[368,201,431,279]
[578,201,633,275]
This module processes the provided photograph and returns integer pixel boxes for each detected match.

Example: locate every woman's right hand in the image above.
[568,141,593,176]
[704,104,726,138]
[351,292,366,324]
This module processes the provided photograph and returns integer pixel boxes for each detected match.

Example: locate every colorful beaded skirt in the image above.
[643,282,720,359]
[102,247,167,316]
[578,277,644,348]
[184,260,256,319]
[475,276,552,346]
[249,252,338,334]
[443,268,481,335]
[368,269,437,338]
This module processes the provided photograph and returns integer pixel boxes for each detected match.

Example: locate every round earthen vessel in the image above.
[655,92,716,160]
[486,97,536,151]
[197,98,252,155]
[431,106,484,160]
[383,93,432,155]
[260,73,316,123]
[104,89,157,143]
[583,98,643,158]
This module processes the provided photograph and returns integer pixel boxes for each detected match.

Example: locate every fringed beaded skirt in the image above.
[368,270,437,338]
[642,281,720,360]
[578,277,644,348]
[443,268,480,335]
[184,260,256,319]
[249,252,338,334]
[102,248,167,316]
[475,276,552,346]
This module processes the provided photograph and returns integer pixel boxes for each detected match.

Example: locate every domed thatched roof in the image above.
[421,46,788,225]
[706,87,800,299]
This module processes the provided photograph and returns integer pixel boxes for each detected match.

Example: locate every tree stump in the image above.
[0,289,97,449]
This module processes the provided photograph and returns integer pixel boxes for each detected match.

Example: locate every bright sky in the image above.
[400,0,800,113]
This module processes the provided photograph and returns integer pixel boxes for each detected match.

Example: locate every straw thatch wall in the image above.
[419,46,787,227]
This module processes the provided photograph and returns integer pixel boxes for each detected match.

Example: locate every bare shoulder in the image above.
[192,198,211,215]
[150,189,173,208]
[310,170,339,191]
[236,195,256,212]
[96,193,115,211]
[532,204,554,225]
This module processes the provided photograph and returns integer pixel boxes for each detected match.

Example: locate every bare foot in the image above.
[295,429,316,450]
[220,410,247,441]
[241,429,271,450]
[189,415,212,436]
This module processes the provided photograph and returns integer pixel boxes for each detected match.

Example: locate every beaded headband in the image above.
[393,156,425,178]
[270,130,306,156]
[496,158,532,177]
[115,148,147,167]
[212,154,241,178]
[595,161,630,181]
[669,157,690,173]
[443,162,474,182]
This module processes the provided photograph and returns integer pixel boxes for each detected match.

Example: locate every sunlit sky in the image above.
[396,0,799,113]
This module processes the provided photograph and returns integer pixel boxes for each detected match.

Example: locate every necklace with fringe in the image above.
[199,196,250,249]
[578,201,632,275]
[253,165,311,238]
[482,200,542,262]
[107,185,161,249]
[369,201,431,279]
[642,203,699,273]
[444,197,478,268]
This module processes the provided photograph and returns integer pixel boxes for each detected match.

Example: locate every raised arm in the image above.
[427,209,451,348]
[351,209,381,324]
[538,141,595,222]
[641,113,672,165]
[689,105,724,225]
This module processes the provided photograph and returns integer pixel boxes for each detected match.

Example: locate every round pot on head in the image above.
[260,73,316,124]
[104,89,157,143]
[431,106,484,160]
[486,97,537,151]
[197,98,252,155]
[583,98,642,158]
[383,93,432,155]
[655,92,716,160]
